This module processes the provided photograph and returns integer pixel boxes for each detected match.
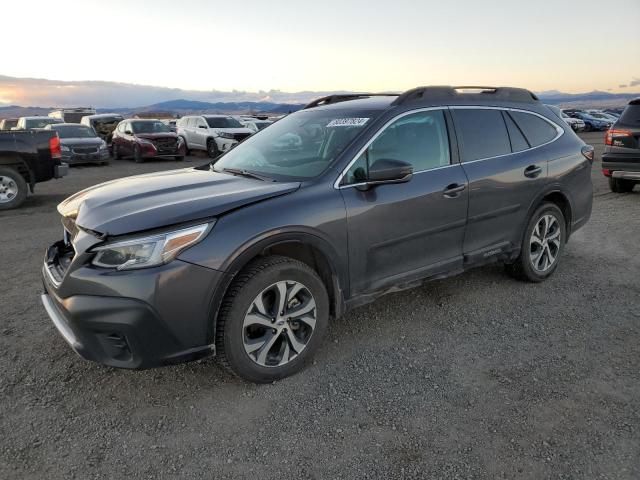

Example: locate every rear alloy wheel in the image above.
[133,144,143,163]
[207,139,220,159]
[0,167,27,211]
[216,256,329,383]
[505,203,566,282]
[608,177,635,193]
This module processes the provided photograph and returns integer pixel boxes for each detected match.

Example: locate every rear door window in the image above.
[502,111,530,152]
[509,111,557,147]
[453,109,511,161]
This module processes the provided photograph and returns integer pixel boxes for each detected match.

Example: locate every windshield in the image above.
[206,117,244,128]
[131,121,171,134]
[213,109,378,180]
[25,118,60,128]
[52,125,97,139]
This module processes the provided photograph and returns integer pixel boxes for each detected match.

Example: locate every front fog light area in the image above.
[90,223,212,270]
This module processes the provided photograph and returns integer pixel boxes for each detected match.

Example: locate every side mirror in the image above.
[198,125,208,129]
[356,159,412,190]
[124,130,132,135]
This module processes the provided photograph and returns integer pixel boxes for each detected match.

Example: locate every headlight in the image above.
[216,131,235,139]
[99,140,108,149]
[90,223,212,270]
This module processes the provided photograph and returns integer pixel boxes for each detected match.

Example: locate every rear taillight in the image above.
[581,145,595,163]
[605,129,632,146]
[602,168,612,177]
[49,135,61,159]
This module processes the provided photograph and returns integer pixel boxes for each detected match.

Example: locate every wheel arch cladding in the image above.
[206,233,345,344]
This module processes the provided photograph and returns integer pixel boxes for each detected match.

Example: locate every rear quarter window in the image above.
[453,109,511,161]
[509,111,558,147]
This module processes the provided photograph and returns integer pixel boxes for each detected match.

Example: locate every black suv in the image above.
[602,98,640,192]
[41,86,594,383]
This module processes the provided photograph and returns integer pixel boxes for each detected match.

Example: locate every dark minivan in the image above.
[41,86,593,382]
[602,98,640,192]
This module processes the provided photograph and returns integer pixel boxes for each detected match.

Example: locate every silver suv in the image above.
[177,115,254,158]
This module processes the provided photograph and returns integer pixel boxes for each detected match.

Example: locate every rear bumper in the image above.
[602,153,640,173]
[612,171,640,181]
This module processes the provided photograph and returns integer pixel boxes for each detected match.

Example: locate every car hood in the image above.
[57,167,300,236]
[60,137,102,146]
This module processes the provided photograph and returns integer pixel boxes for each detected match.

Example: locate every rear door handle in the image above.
[443,183,466,198]
[524,165,543,178]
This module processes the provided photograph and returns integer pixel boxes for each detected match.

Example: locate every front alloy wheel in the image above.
[243,281,317,367]
[216,256,329,383]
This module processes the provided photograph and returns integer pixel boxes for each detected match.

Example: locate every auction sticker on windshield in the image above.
[326,118,370,127]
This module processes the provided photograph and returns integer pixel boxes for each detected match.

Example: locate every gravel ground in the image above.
[1,133,639,479]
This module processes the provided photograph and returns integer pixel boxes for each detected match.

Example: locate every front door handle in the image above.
[524,165,543,178]
[443,183,466,198]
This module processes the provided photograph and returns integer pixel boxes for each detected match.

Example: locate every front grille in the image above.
[233,133,252,142]
[73,146,98,154]
[152,138,178,153]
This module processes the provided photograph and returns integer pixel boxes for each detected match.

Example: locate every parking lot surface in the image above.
[1,133,639,479]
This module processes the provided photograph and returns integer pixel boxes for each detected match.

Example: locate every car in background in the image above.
[240,118,273,133]
[161,119,178,132]
[177,115,254,158]
[111,119,185,162]
[546,105,585,132]
[49,108,96,124]
[567,111,613,131]
[0,129,67,209]
[602,98,640,193]
[45,123,110,165]
[603,109,623,119]
[585,110,620,123]
[14,116,63,130]
[80,114,124,147]
[0,118,19,131]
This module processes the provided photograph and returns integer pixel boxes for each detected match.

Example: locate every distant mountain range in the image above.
[1,90,638,120]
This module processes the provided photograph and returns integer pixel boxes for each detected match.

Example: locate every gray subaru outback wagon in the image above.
[41,86,594,382]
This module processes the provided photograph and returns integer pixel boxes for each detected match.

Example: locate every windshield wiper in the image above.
[220,167,274,182]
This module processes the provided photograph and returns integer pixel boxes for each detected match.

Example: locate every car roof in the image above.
[50,123,87,127]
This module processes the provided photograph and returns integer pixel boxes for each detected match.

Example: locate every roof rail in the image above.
[390,86,539,106]
[303,93,398,109]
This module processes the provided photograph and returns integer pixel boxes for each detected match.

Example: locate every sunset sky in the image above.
[1,0,639,106]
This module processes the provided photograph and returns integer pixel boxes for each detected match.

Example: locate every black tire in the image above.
[112,144,121,160]
[584,123,592,132]
[505,203,566,283]
[608,177,635,193]
[207,139,220,159]
[216,255,329,383]
[133,145,143,163]
[0,167,28,211]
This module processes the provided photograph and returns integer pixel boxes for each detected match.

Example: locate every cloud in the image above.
[619,84,628,88]
[630,77,640,87]
[0,74,347,108]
